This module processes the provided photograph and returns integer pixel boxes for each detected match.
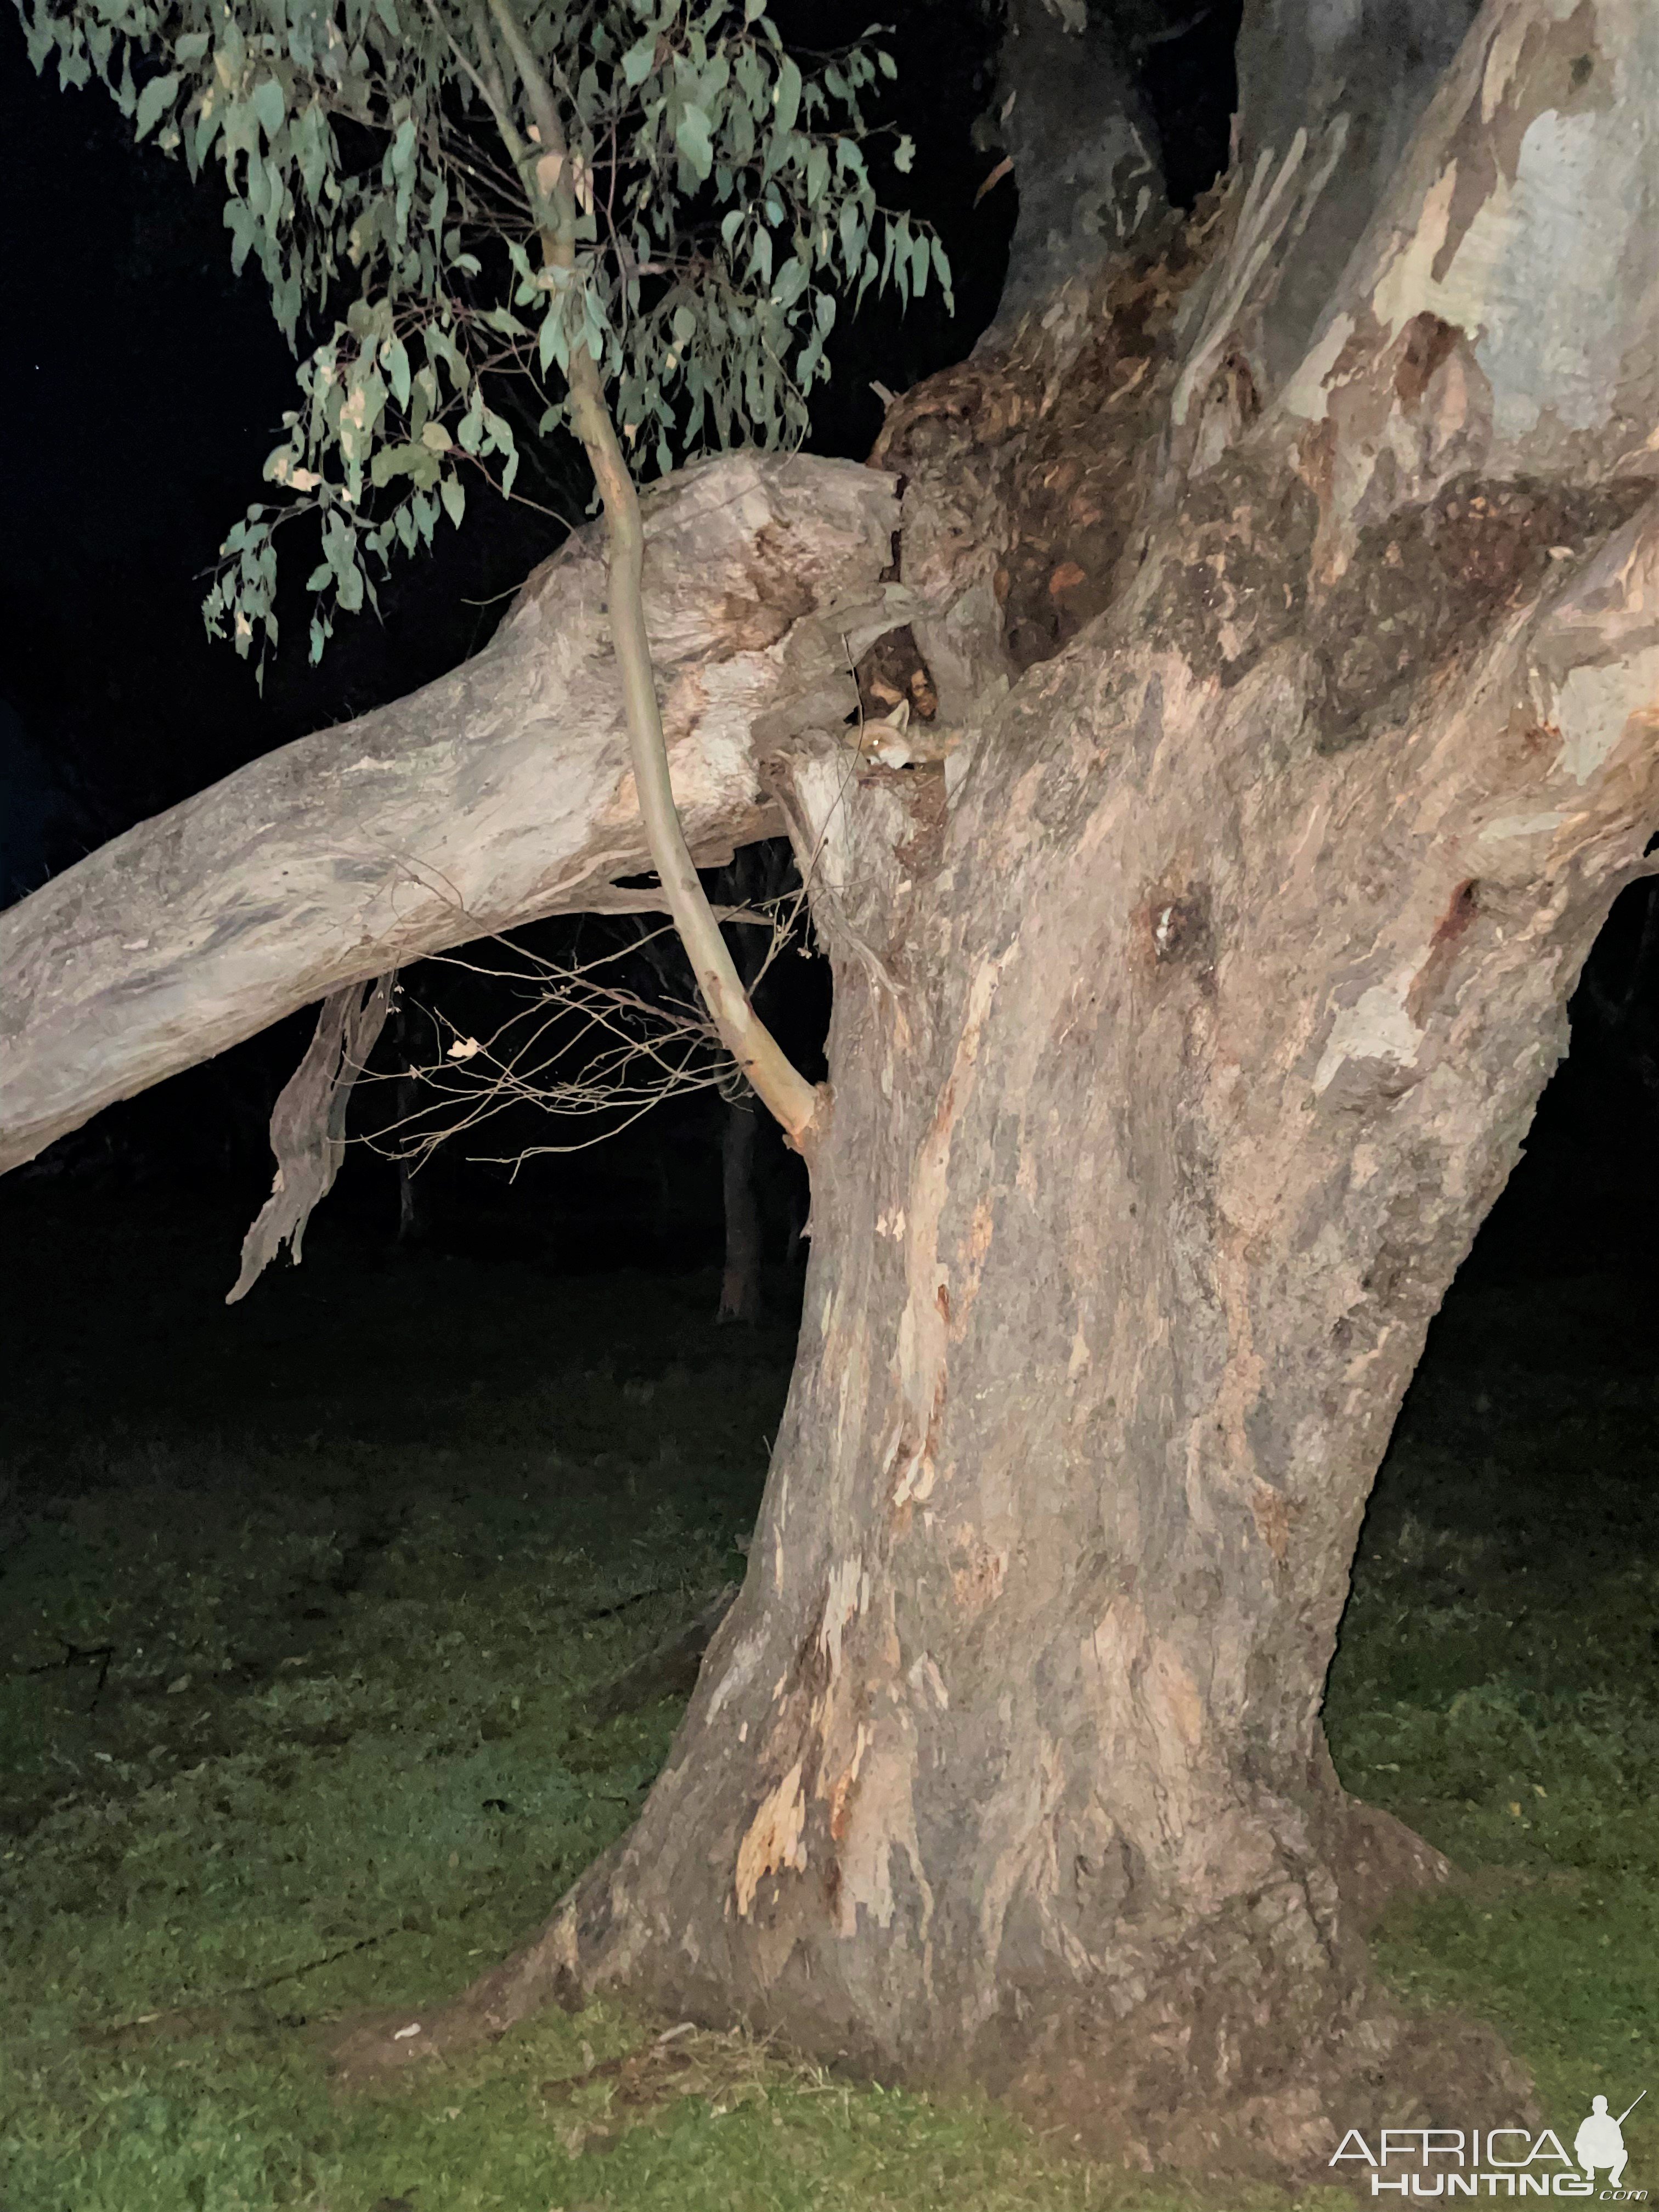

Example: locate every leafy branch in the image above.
[21,0,949,674]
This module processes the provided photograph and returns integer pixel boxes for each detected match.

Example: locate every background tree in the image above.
[5,0,1659,2182]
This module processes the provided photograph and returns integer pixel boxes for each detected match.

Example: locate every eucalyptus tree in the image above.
[7,0,1659,2183]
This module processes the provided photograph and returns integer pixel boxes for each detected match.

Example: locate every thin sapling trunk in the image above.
[478,0,824,1160]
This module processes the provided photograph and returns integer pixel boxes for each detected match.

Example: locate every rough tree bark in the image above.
[715,838,799,1324]
[716,1096,764,1323]
[5,0,1659,2181]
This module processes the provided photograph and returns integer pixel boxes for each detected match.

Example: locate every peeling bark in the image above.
[1233,0,1486,387]
[229,976,392,1301]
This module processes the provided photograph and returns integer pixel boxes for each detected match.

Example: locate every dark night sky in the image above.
[1,21,557,866]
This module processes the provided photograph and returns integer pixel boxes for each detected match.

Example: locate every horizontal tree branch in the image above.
[0,455,906,1173]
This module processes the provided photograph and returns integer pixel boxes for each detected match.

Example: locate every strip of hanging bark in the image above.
[228,976,392,1303]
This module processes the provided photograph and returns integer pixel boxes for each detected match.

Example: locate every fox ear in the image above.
[878,697,911,734]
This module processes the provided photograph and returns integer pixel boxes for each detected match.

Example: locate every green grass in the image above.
[1324,1273,1659,2175]
[2,1188,1657,2207]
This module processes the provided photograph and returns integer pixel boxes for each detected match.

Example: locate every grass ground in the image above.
[2,1182,1656,2209]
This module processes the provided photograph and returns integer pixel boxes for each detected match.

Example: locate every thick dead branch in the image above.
[0,455,905,1176]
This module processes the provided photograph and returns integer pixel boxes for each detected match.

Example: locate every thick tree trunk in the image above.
[716,1096,764,1324]
[7,0,1659,2181]
[391,517,1659,2172]
[331,0,1659,2177]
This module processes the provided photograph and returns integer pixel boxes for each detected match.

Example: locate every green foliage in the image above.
[19,0,950,674]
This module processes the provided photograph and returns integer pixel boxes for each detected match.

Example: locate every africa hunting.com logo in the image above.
[1330,2090,1647,2197]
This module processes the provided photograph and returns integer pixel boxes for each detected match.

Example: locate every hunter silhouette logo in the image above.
[1330,2090,1649,2196]
[1576,2092,1644,2192]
